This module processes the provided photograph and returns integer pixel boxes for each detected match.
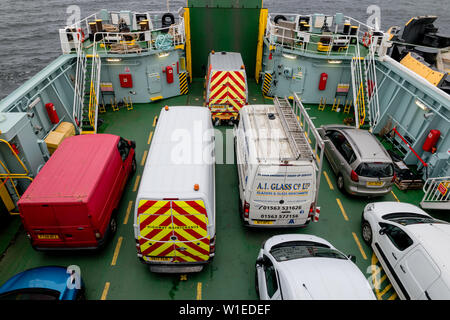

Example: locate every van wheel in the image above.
[255,269,260,299]
[109,216,118,235]
[361,220,373,245]
[337,174,345,191]
[131,156,137,175]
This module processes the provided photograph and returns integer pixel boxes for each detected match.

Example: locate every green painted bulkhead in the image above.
[187,0,263,77]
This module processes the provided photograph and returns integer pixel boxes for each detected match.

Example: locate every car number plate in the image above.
[147,256,172,262]
[253,220,274,225]
[37,234,59,240]
[367,181,383,186]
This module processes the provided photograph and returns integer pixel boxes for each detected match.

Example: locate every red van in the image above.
[18,134,136,250]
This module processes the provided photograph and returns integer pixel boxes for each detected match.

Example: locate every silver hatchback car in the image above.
[318,125,395,197]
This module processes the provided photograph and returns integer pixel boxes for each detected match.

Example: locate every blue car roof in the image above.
[0,266,72,298]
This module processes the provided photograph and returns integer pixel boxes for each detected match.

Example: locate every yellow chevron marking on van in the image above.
[123,201,134,225]
[323,171,334,190]
[111,237,123,266]
[101,282,110,300]
[336,198,349,221]
[352,232,367,260]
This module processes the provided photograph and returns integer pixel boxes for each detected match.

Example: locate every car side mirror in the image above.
[256,257,265,267]
[348,255,356,263]
[379,227,387,235]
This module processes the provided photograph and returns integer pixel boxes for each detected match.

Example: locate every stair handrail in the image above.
[72,32,86,130]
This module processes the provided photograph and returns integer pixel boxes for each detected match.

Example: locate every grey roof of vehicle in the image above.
[339,127,391,162]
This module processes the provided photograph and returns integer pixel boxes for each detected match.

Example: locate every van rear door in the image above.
[137,199,210,263]
[53,204,96,245]
[250,165,313,226]
[22,204,62,242]
[171,200,210,262]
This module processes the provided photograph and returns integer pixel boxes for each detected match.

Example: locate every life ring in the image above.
[274,15,287,25]
[161,13,175,28]
[362,32,372,47]
[76,28,85,43]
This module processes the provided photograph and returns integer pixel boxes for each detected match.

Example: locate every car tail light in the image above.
[135,239,142,253]
[244,201,250,218]
[391,173,396,183]
[308,203,315,217]
[95,231,101,239]
[351,170,359,182]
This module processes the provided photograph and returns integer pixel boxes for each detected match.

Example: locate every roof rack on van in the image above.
[274,96,313,161]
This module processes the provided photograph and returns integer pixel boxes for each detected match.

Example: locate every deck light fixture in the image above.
[415,99,429,111]
[282,53,297,60]
[106,58,122,62]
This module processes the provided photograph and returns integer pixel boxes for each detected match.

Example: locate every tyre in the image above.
[337,174,345,191]
[255,268,260,299]
[361,220,373,245]
[109,215,118,236]
[131,156,137,175]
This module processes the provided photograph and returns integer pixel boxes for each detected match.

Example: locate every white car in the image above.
[255,234,376,300]
[361,202,450,300]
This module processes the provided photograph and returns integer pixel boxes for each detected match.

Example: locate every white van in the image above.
[234,100,323,227]
[133,106,215,273]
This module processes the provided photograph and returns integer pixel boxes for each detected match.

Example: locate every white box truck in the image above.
[205,51,248,125]
[134,106,216,273]
[234,96,324,227]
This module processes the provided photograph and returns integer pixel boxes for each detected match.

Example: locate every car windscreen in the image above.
[269,241,347,262]
[383,212,447,226]
[0,288,60,300]
[355,162,394,178]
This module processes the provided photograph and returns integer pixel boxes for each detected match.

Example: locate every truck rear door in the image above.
[137,199,210,263]
[208,70,246,113]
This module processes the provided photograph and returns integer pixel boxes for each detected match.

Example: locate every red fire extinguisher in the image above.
[45,103,59,124]
[422,129,441,153]
[319,73,328,90]
[165,66,174,84]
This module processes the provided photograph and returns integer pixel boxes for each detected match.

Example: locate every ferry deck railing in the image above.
[421,176,450,210]
[72,33,86,126]
[60,11,185,56]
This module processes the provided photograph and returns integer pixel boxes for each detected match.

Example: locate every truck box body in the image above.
[235,105,318,227]
[134,106,215,273]
[18,134,135,249]
[206,51,248,123]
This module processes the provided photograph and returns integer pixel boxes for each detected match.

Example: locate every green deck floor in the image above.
[0,79,444,300]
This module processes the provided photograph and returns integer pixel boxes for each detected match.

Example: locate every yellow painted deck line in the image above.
[133,175,141,192]
[152,116,157,127]
[391,190,400,202]
[147,131,153,145]
[101,282,110,300]
[323,171,334,190]
[111,237,123,266]
[123,201,133,225]
[336,199,349,221]
[196,282,202,300]
[352,232,367,260]
[388,292,398,300]
[379,283,393,297]
[141,150,148,166]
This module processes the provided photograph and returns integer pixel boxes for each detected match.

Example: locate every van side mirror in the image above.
[348,255,356,263]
